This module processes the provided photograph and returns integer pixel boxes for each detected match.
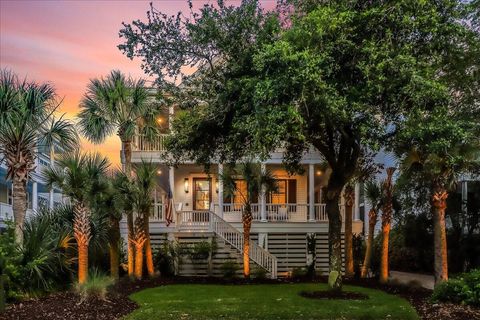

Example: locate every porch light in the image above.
[156,169,162,175]
[215,181,219,193]
[316,170,323,176]
[184,178,189,193]
[156,116,164,125]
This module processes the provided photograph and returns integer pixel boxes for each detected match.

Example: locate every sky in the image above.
[0,0,275,167]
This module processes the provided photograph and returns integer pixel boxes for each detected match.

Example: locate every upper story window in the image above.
[268,179,297,204]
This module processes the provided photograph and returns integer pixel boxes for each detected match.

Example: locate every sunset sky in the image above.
[0,0,274,167]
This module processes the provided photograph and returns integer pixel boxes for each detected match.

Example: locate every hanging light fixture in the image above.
[184,178,189,193]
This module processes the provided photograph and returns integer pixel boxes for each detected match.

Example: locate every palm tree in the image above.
[343,184,355,278]
[222,163,277,278]
[77,70,159,276]
[0,70,78,244]
[131,160,158,279]
[360,180,382,278]
[44,152,109,284]
[379,167,396,284]
[398,145,480,284]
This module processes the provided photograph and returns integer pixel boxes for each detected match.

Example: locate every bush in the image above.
[432,269,480,306]
[252,267,267,279]
[221,261,239,278]
[291,267,308,279]
[75,269,114,301]
[153,241,179,277]
[190,240,216,260]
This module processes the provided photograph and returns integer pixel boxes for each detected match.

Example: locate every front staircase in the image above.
[176,210,278,279]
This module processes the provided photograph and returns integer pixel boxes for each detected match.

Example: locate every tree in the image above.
[360,181,383,278]
[44,152,109,284]
[0,69,78,244]
[221,163,277,278]
[119,0,476,290]
[131,160,158,279]
[78,70,158,277]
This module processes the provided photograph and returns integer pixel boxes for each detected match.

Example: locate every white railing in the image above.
[176,210,211,230]
[315,203,327,221]
[151,203,165,221]
[219,203,321,222]
[209,212,277,279]
[132,134,169,151]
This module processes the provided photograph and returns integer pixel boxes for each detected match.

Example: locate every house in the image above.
[0,144,64,229]
[121,102,365,278]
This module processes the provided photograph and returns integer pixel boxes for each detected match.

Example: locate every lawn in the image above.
[125,283,419,320]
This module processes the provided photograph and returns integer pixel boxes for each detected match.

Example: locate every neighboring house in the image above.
[121,102,365,278]
[0,144,64,229]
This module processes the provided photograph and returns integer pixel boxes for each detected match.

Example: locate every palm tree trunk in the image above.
[380,168,395,284]
[122,139,136,277]
[133,215,146,279]
[143,212,155,277]
[432,189,449,285]
[109,216,120,279]
[344,186,354,278]
[127,211,135,277]
[242,204,253,278]
[325,188,343,291]
[12,177,27,244]
[73,202,91,284]
[361,209,377,278]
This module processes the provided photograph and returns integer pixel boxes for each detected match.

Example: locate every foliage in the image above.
[252,267,267,280]
[75,268,114,301]
[352,234,364,279]
[220,261,240,279]
[153,241,179,276]
[432,269,480,306]
[291,267,308,279]
[0,213,74,301]
[190,240,216,261]
[77,70,159,144]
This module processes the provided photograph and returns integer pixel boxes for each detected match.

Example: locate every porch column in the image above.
[32,182,38,212]
[218,164,224,218]
[169,166,175,222]
[461,180,468,215]
[308,164,315,221]
[49,189,54,209]
[168,105,174,131]
[260,163,267,222]
[354,182,360,221]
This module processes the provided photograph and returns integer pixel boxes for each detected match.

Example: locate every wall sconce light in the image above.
[184,178,189,193]
[316,170,323,176]
[156,169,162,175]
[215,181,219,193]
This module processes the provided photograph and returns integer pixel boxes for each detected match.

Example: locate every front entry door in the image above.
[193,178,211,210]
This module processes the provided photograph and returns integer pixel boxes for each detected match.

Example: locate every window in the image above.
[268,179,297,204]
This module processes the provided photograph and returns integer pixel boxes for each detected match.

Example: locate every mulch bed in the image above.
[299,290,369,300]
[1,276,479,320]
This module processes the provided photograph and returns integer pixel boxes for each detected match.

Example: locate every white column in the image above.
[308,164,315,221]
[354,182,360,221]
[49,189,54,209]
[32,182,38,212]
[169,166,175,222]
[461,180,468,215]
[168,105,174,131]
[49,145,55,209]
[218,164,224,218]
[260,163,267,222]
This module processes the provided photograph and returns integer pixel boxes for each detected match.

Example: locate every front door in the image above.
[193,178,211,210]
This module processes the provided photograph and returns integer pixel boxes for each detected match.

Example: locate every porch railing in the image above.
[218,203,328,222]
[132,134,168,151]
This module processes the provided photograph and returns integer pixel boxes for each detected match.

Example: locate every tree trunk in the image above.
[133,215,146,279]
[109,216,120,279]
[344,186,354,278]
[432,189,449,285]
[325,189,343,291]
[73,202,91,284]
[127,211,135,277]
[12,177,27,244]
[143,212,155,277]
[242,204,253,278]
[122,139,136,277]
[380,167,395,284]
[361,209,377,278]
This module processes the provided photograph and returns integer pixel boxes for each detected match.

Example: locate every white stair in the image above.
[176,210,278,279]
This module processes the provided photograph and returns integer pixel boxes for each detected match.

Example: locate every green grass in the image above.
[125,283,419,320]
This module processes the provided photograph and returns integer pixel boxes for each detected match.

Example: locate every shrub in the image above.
[252,267,267,279]
[190,240,216,260]
[153,241,179,277]
[75,269,114,301]
[221,261,239,278]
[291,267,307,279]
[432,269,480,306]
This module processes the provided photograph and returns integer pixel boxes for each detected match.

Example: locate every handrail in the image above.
[132,133,169,151]
[209,212,278,279]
